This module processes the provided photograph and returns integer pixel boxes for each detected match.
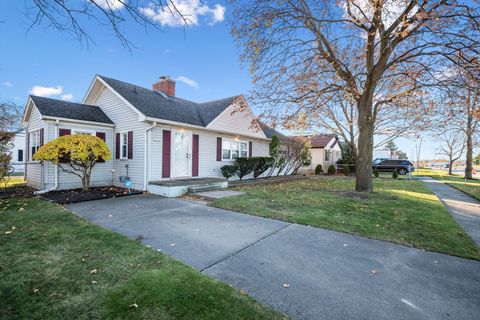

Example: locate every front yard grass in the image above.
[211,176,480,260]
[417,168,480,201]
[0,198,286,320]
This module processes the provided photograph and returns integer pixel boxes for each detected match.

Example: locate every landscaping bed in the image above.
[39,186,142,204]
[0,198,285,319]
[211,176,480,260]
[0,185,35,199]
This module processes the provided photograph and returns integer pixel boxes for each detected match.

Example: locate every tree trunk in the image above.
[448,159,453,175]
[82,171,91,192]
[355,96,374,192]
[465,115,473,179]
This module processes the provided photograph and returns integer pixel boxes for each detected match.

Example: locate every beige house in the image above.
[304,134,342,172]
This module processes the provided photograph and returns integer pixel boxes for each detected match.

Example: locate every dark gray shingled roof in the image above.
[99,75,239,127]
[30,96,114,124]
[100,75,280,139]
[258,122,288,140]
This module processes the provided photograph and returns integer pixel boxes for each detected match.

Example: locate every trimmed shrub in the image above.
[392,170,399,179]
[315,164,323,175]
[221,165,238,180]
[252,157,274,179]
[327,164,336,175]
[343,164,350,176]
[373,169,380,178]
[235,158,256,180]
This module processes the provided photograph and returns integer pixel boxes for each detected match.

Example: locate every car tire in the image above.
[398,168,407,175]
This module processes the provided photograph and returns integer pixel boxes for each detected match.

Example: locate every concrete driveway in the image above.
[68,195,480,320]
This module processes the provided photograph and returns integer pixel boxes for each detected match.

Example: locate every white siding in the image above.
[42,121,114,190]
[207,104,266,139]
[25,106,45,189]
[148,125,271,181]
[94,87,149,190]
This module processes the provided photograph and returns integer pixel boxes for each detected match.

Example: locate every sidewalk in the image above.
[421,177,480,246]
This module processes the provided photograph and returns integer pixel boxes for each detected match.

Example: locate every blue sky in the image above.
[0,0,437,160]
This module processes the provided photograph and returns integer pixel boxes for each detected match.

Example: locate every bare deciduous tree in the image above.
[7,1,189,49]
[436,130,465,175]
[231,0,480,192]
[0,101,21,132]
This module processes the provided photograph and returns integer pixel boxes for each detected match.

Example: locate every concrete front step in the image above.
[148,178,228,197]
[187,184,225,193]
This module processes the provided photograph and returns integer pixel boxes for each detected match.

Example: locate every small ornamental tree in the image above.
[33,134,111,191]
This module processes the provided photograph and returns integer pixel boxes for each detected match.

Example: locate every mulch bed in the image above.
[39,186,142,204]
[0,185,36,199]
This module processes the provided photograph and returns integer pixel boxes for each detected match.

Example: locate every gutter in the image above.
[143,121,157,191]
[35,120,59,195]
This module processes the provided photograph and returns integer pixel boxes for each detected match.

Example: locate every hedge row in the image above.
[221,157,274,180]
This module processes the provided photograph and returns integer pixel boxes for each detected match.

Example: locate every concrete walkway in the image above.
[421,177,480,246]
[68,194,480,320]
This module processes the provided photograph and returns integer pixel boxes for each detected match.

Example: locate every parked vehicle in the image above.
[372,159,414,175]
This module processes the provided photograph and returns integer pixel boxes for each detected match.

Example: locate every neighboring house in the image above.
[303,134,342,172]
[9,130,25,174]
[22,75,283,196]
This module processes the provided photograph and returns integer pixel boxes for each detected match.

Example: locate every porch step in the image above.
[187,183,226,193]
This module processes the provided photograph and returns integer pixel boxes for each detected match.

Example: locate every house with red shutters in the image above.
[21,75,282,196]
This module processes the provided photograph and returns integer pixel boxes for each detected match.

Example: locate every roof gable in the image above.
[310,134,337,148]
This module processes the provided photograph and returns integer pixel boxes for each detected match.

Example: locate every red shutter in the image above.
[40,128,44,146]
[216,137,222,161]
[115,133,120,159]
[162,130,171,178]
[192,134,199,177]
[249,141,253,157]
[127,131,133,159]
[96,132,106,163]
[59,128,71,136]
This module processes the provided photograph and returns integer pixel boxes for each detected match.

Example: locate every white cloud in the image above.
[29,85,63,97]
[175,76,199,89]
[61,93,74,101]
[92,0,126,10]
[2,81,12,87]
[140,0,225,27]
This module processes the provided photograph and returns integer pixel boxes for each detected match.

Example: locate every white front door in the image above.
[173,131,191,177]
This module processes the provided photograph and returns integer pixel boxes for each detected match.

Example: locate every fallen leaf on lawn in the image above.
[240,289,247,295]
[129,303,138,308]
[11,226,16,230]
[33,288,39,294]
[90,269,98,274]
[282,283,291,288]
[81,258,85,262]
[370,269,379,274]
[91,280,97,284]
[5,231,12,235]
[18,208,25,213]
[170,243,176,247]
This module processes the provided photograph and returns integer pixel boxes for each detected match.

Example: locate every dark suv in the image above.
[372,159,414,175]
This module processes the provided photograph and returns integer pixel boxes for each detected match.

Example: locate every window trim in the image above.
[120,132,128,160]
[222,139,248,161]
[30,130,41,161]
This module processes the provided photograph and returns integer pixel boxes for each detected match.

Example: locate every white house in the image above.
[10,130,25,174]
[304,134,342,172]
[22,75,283,196]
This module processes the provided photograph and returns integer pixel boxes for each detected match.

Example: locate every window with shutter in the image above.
[192,134,199,177]
[96,132,106,163]
[115,133,120,159]
[127,131,133,159]
[162,130,171,178]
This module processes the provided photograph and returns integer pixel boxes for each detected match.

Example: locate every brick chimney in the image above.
[152,76,175,97]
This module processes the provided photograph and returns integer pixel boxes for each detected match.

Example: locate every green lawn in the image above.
[417,168,480,201]
[0,198,286,320]
[211,176,480,260]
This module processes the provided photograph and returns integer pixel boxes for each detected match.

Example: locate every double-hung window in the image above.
[120,132,128,159]
[72,129,94,136]
[222,139,248,161]
[31,131,41,159]
[325,150,331,162]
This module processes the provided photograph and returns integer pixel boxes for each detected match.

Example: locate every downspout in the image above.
[143,122,157,191]
[35,120,59,194]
